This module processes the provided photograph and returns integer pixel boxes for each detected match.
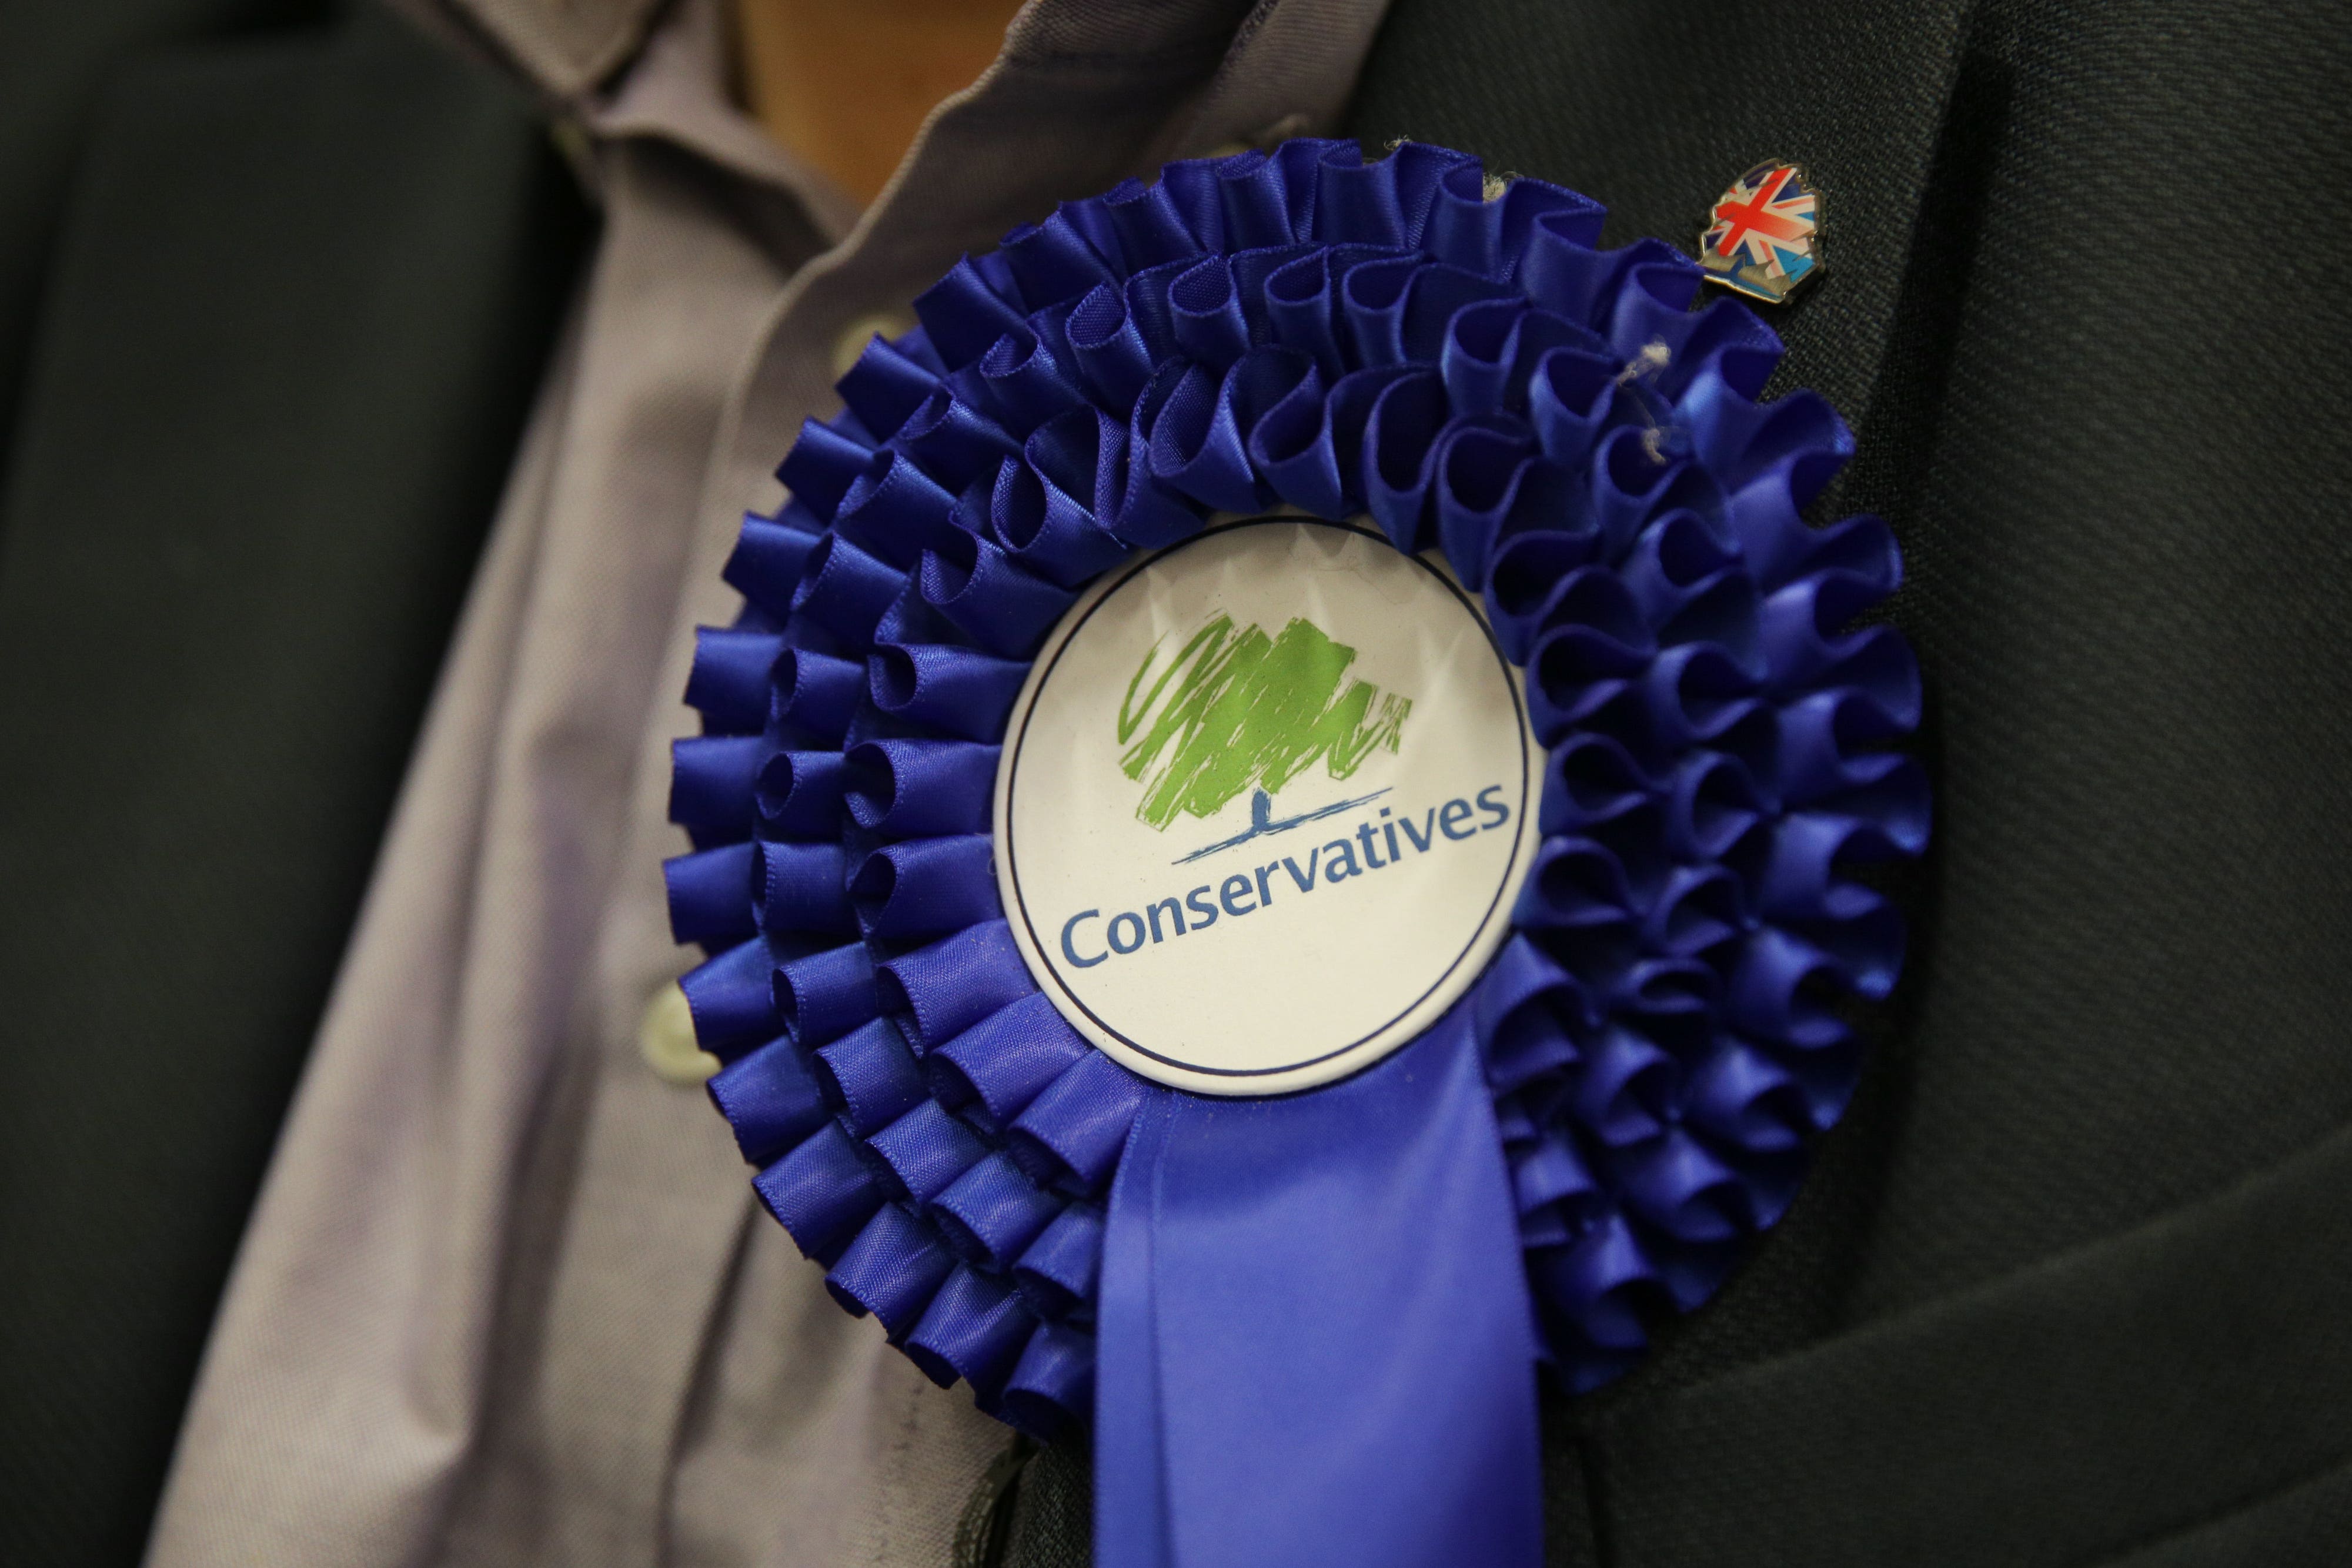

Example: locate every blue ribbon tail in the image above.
[1097,1004,1543,1568]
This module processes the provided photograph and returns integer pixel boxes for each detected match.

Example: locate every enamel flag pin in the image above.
[1700,160,1823,304]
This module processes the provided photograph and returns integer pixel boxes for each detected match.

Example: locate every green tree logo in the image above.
[1116,611,1411,830]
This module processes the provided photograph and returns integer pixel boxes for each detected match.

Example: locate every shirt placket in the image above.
[432,132,827,1568]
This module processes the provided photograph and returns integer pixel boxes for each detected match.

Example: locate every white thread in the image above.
[1615,339,1673,386]
[1615,340,1676,464]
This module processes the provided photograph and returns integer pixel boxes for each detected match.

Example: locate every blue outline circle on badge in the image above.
[995,513,1543,1095]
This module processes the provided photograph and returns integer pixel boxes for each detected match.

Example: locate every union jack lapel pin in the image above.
[1700,160,1823,305]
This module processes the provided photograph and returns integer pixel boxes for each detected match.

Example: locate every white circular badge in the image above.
[995,516,1541,1095]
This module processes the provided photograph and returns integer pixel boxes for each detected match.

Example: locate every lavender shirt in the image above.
[142,1,1388,1564]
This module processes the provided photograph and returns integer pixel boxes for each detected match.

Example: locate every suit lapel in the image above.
[0,13,587,1558]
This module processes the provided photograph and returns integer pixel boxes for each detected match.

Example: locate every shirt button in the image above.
[639,981,719,1085]
[830,310,917,381]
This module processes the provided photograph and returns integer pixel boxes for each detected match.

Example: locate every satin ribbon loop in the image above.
[751,839,853,937]
[836,330,944,439]
[665,839,759,948]
[774,940,878,1049]
[723,509,826,620]
[683,627,783,733]
[925,989,1093,1129]
[709,1032,830,1163]
[813,1017,928,1137]
[849,833,1001,944]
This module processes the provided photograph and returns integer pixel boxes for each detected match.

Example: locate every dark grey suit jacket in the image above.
[992,1,2352,1564]
[0,6,587,1564]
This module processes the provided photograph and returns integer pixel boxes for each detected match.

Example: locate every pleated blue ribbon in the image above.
[664,138,1926,1568]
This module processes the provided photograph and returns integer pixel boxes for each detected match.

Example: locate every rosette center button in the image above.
[994,516,1542,1097]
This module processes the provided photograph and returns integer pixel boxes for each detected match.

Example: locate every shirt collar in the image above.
[404,0,1400,320]
[408,0,1393,149]
[581,0,865,242]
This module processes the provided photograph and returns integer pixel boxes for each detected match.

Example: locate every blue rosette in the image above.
[665,138,1925,1547]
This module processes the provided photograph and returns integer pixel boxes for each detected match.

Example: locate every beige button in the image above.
[639,981,719,1085]
[830,310,918,382]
